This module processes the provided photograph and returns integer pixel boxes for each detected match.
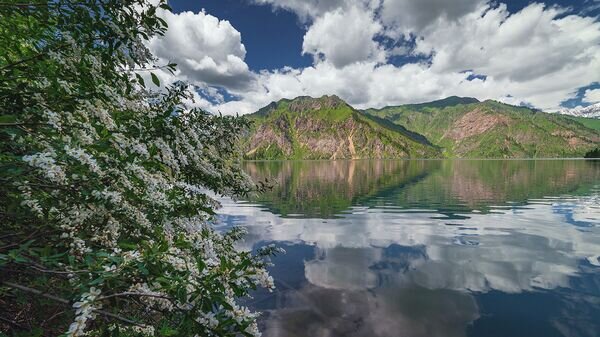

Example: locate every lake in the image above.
[216,159,600,337]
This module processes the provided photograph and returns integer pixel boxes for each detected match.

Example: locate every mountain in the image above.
[365,97,600,158]
[556,103,600,119]
[243,95,441,160]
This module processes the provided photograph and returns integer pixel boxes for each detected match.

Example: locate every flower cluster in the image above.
[67,288,102,337]
[0,0,275,336]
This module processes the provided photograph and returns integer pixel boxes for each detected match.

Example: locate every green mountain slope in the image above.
[563,116,600,132]
[365,97,600,158]
[243,95,441,160]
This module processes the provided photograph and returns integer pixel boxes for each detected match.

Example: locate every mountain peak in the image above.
[286,95,349,113]
[255,95,351,117]
[410,96,480,109]
[244,95,440,159]
[557,103,600,119]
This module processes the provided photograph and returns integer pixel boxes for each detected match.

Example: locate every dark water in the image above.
[217,160,600,337]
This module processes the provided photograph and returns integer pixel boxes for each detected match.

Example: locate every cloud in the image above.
[218,191,600,295]
[410,3,600,109]
[381,0,484,35]
[213,61,502,114]
[261,274,480,337]
[415,4,600,82]
[252,0,349,21]
[149,1,600,114]
[302,6,384,68]
[147,9,255,90]
[583,88,600,103]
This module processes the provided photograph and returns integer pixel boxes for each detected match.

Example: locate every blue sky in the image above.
[149,0,600,114]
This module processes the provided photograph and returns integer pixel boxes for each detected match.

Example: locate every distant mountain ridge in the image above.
[242,95,441,160]
[556,103,600,119]
[365,97,600,158]
[376,96,481,111]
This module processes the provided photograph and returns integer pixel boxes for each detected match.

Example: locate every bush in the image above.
[584,148,600,159]
[0,1,277,336]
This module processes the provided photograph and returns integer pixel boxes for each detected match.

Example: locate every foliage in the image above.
[0,1,278,336]
[585,148,600,158]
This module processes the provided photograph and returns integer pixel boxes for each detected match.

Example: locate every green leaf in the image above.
[0,115,17,123]
[135,73,145,88]
[151,72,160,87]
[160,327,178,336]
[89,276,105,285]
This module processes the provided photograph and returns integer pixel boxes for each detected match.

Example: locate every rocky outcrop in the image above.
[444,109,511,140]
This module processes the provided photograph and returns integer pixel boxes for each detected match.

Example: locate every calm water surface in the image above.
[216,160,600,337]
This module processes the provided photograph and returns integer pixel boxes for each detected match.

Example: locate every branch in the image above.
[0,315,25,329]
[124,64,173,72]
[27,261,89,275]
[0,122,32,127]
[3,281,68,304]
[0,2,50,7]
[42,309,65,327]
[0,37,84,72]
[0,50,51,72]
[2,281,143,326]
[0,229,40,251]
[0,232,24,239]
[98,292,173,301]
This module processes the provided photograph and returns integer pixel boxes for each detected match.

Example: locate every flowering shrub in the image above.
[0,1,277,336]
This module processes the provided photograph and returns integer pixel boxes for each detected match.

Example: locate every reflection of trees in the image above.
[243,159,600,217]
[393,160,600,212]
[244,160,435,218]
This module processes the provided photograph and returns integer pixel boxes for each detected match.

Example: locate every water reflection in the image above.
[217,160,600,337]
[245,159,600,216]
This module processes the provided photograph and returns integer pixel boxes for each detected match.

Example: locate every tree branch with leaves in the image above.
[0,1,278,336]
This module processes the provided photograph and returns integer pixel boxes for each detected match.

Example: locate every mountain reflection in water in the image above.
[217,160,600,337]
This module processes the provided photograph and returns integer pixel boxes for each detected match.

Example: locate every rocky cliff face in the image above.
[244,96,440,160]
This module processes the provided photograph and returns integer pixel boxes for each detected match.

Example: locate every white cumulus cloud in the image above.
[251,0,349,21]
[302,6,385,68]
[147,9,254,90]
[381,0,484,35]
[583,88,600,103]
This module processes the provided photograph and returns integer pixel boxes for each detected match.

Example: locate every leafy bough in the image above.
[0,0,278,335]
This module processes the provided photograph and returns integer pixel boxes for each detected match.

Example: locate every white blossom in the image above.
[66,288,101,337]
[22,152,66,183]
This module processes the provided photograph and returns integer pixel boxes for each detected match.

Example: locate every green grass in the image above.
[565,116,600,131]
